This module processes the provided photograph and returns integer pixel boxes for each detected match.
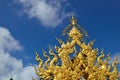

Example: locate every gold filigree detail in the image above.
[35,15,120,80]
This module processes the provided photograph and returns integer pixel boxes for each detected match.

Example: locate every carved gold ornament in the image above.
[35,16,120,80]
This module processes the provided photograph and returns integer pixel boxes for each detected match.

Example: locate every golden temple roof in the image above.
[34,15,120,80]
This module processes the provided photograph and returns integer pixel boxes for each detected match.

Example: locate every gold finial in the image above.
[71,15,77,25]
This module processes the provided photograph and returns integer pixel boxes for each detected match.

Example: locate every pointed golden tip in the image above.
[35,51,39,56]
[115,55,118,61]
[32,77,35,80]
[71,15,77,25]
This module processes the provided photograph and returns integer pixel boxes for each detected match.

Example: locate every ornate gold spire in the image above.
[71,15,77,25]
[34,16,120,80]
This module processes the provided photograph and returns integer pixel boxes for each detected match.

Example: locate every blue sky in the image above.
[0,0,120,80]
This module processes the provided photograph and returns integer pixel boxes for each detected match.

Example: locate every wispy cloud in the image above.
[0,27,37,80]
[17,0,72,27]
[110,52,120,71]
[0,27,23,51]
[110,52,120,63]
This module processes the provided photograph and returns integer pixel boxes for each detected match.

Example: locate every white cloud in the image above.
[110,53,120,63]
[0,27,22,51]
[110,52,120,71]
[17,0,72,27]
[0,27,38,80]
